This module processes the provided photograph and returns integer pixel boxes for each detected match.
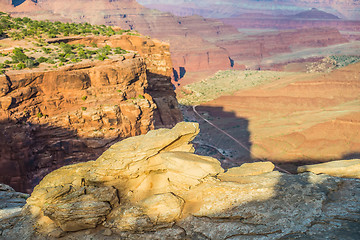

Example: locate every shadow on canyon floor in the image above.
[1,103,359,195]
[189,105,360,173]
[12,0,26,7]
[0,118,123,193]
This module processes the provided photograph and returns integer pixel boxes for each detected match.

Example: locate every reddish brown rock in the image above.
[0,35,182,193]
[216,27,348,67]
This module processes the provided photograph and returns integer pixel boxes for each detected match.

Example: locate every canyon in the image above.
[0,34,182,193]
[2,0,359,82]
[0,1,359,239]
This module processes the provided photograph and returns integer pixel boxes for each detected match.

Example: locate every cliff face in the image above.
[139,0,360,20]
[0,34,182,193]
[216,27,348,66]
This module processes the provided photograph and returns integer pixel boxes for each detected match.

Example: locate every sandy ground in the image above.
[179,63,360,172]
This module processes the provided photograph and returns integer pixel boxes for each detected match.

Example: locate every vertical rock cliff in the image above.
[0,34,182,193]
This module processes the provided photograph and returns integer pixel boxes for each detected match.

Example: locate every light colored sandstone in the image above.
[217,161,275,182]
[25,122,224,233]
[298,159,360,178]
[141,193,184,223]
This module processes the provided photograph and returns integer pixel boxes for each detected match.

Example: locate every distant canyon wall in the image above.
[138,0,360,20]
[4,0,358,77]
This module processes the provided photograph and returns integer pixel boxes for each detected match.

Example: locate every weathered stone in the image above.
[218,161,275,182]
[141,193,184,224]
[0,75,11,97]
[29,185,118,232]
[298,159,360,178]
[0,96,12,109]
[1,34,183,193]
[2,122,360,239]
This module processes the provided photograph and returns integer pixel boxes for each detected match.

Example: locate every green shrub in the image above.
[16,62,26,70]
[25,58,37,68]
[114,47,128,54]
[11,48,29,63]
[37,56,48,63]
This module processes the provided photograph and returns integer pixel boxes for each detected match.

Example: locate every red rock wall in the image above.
[222,17,360,31]
[216,28,348,65]
[0,35,182,192]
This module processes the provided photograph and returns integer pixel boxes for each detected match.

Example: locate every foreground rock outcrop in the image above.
[0,34,182,193]
[1,122,359,239]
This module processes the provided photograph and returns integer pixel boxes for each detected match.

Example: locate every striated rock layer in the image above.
[1,122,360,239]
[216,27,348,67]
[0,34,182,193]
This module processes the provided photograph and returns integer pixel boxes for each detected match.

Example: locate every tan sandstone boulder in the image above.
[298,159,360,178]
[26,122,224,233]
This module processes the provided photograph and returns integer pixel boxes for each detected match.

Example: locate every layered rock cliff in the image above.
[139,0,360,20]
[0,34,182,193]
[1,122,359,239]
[216,27,348,67]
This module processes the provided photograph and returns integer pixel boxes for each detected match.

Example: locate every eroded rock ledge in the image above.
[1,122,359,239]
[0,34,183,193]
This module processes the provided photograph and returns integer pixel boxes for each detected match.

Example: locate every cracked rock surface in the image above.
[1,122,359,239]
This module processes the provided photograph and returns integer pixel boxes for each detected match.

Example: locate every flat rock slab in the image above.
[298,159,360,178]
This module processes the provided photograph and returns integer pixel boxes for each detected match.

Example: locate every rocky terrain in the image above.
[1,122,359,239]
[0,28,182,193]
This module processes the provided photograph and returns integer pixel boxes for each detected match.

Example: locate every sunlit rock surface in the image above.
[1,122,360,239]
[298,159,360,178]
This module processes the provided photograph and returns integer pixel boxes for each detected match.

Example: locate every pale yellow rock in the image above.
[141,193,185,223]
[182,171,282,217]
[217,161,275,182]
[26,122,223,233]
[297,159,360,178]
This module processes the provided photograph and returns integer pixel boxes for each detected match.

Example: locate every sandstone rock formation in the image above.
[1,122,360,239]
[298,159,360,178]
[0,34,182,193]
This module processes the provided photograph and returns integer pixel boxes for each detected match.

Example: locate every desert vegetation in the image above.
[0,12,131,39]
[306,55,360,72]
[178,70,293,105]
[0,14,136,74]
